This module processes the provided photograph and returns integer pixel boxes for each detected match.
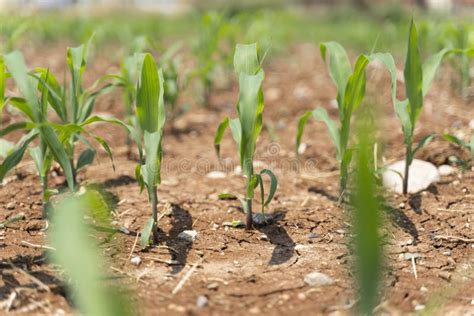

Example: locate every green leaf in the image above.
[218,193,238,200]
[39,125,74,191]
[0,121,34,137]
[351,117,382,315]
[136,53,165,133]
[81,115,143,162]
[8,97,35,121]
[214,117,229,157]
[0,139,14,158]
[312,107,341,159]
[0,130,38,182]
[295,111,312,154]
[320,42,352,107]
[259,169,278,207]
[49,195,132,316]
[412,134,435,158]
[246,175,258,200]
[143,130,162,189]
[422,48,451,97]
[4,52,39,122]
[76,148,96,171]
[234,43,260,75]
[237,70,264,177]
[344,55,369,114]
[140,217,154,248]
[443,133,466,147]
[404,20,423,127]
[34,67,67,121]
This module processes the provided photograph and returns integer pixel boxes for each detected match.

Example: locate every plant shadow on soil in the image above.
[308,186,339,202]
[256,211,296,265]
[384,204,419,243]
[0,255,67,300]
[160,203,193,274]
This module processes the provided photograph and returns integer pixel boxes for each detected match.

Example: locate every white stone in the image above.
[178,230,198,242]
[206,171,226,179]
[304,272,334,287]
[438,165,456,176]
[382,159,440,194]
[130,256,141,266]
[297,143,307,155]
[196,295,208,308]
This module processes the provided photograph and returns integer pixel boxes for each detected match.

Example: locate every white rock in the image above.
[178,230,198,242]
[297,143,307,155]
[469,119,474,130]
[382,159,440,194]
[234,166,242,175]
[130,256,141,266]
[414,304,425,311]
[304,272,334,287]
[206,171,226,179]
[196,295,208,308]
[438,165,456,176]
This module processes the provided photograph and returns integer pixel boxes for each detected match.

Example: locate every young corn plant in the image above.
[296,42,373,195]
[375,20,454,195]
[34,42,133,187]
[0,51,74,216]
[443,133,474,170]
[214,43,278,230]
[192,11,234,106]
[133,53,166,247]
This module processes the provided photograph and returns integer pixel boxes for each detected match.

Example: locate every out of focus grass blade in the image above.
[48,194,132,316]
[351,115,383,315]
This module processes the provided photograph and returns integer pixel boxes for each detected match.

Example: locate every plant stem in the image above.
[150,185,159,243]
[403,145,411,195]
[245,198,253,230]
[41,176,50,219]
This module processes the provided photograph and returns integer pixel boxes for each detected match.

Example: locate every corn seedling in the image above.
[0,51,74,216]
[49,191,132,316]
[35,42,139,188]
[161,44,186,122]
[438,22,473,98]
[296,42,374,195]
[133,53,166,247]
[351,112,383,315]
[375,20,454,195]
[214,43,278,230]
[192,11,234,105]
[443,133,474,171]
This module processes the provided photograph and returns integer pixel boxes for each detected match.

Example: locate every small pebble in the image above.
[414,304,425,311]
[207,282,219,290]
[307,233,318,239]
[206,171,226,179]
[130,256,141,266]
[297,293,306,300]
[404,253,421,261]
[442,250,451,256]
[6,202,15,210]
[438,271,451,282]
[304,271,334,287]
[420,286,428,292]
[259,234,269,241]
[177,230,198,243]
[196,295,208,308]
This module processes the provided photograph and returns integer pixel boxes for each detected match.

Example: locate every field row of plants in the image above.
[0,13,473,314]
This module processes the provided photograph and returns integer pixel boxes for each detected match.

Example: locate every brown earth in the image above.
[0,42,473,315]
